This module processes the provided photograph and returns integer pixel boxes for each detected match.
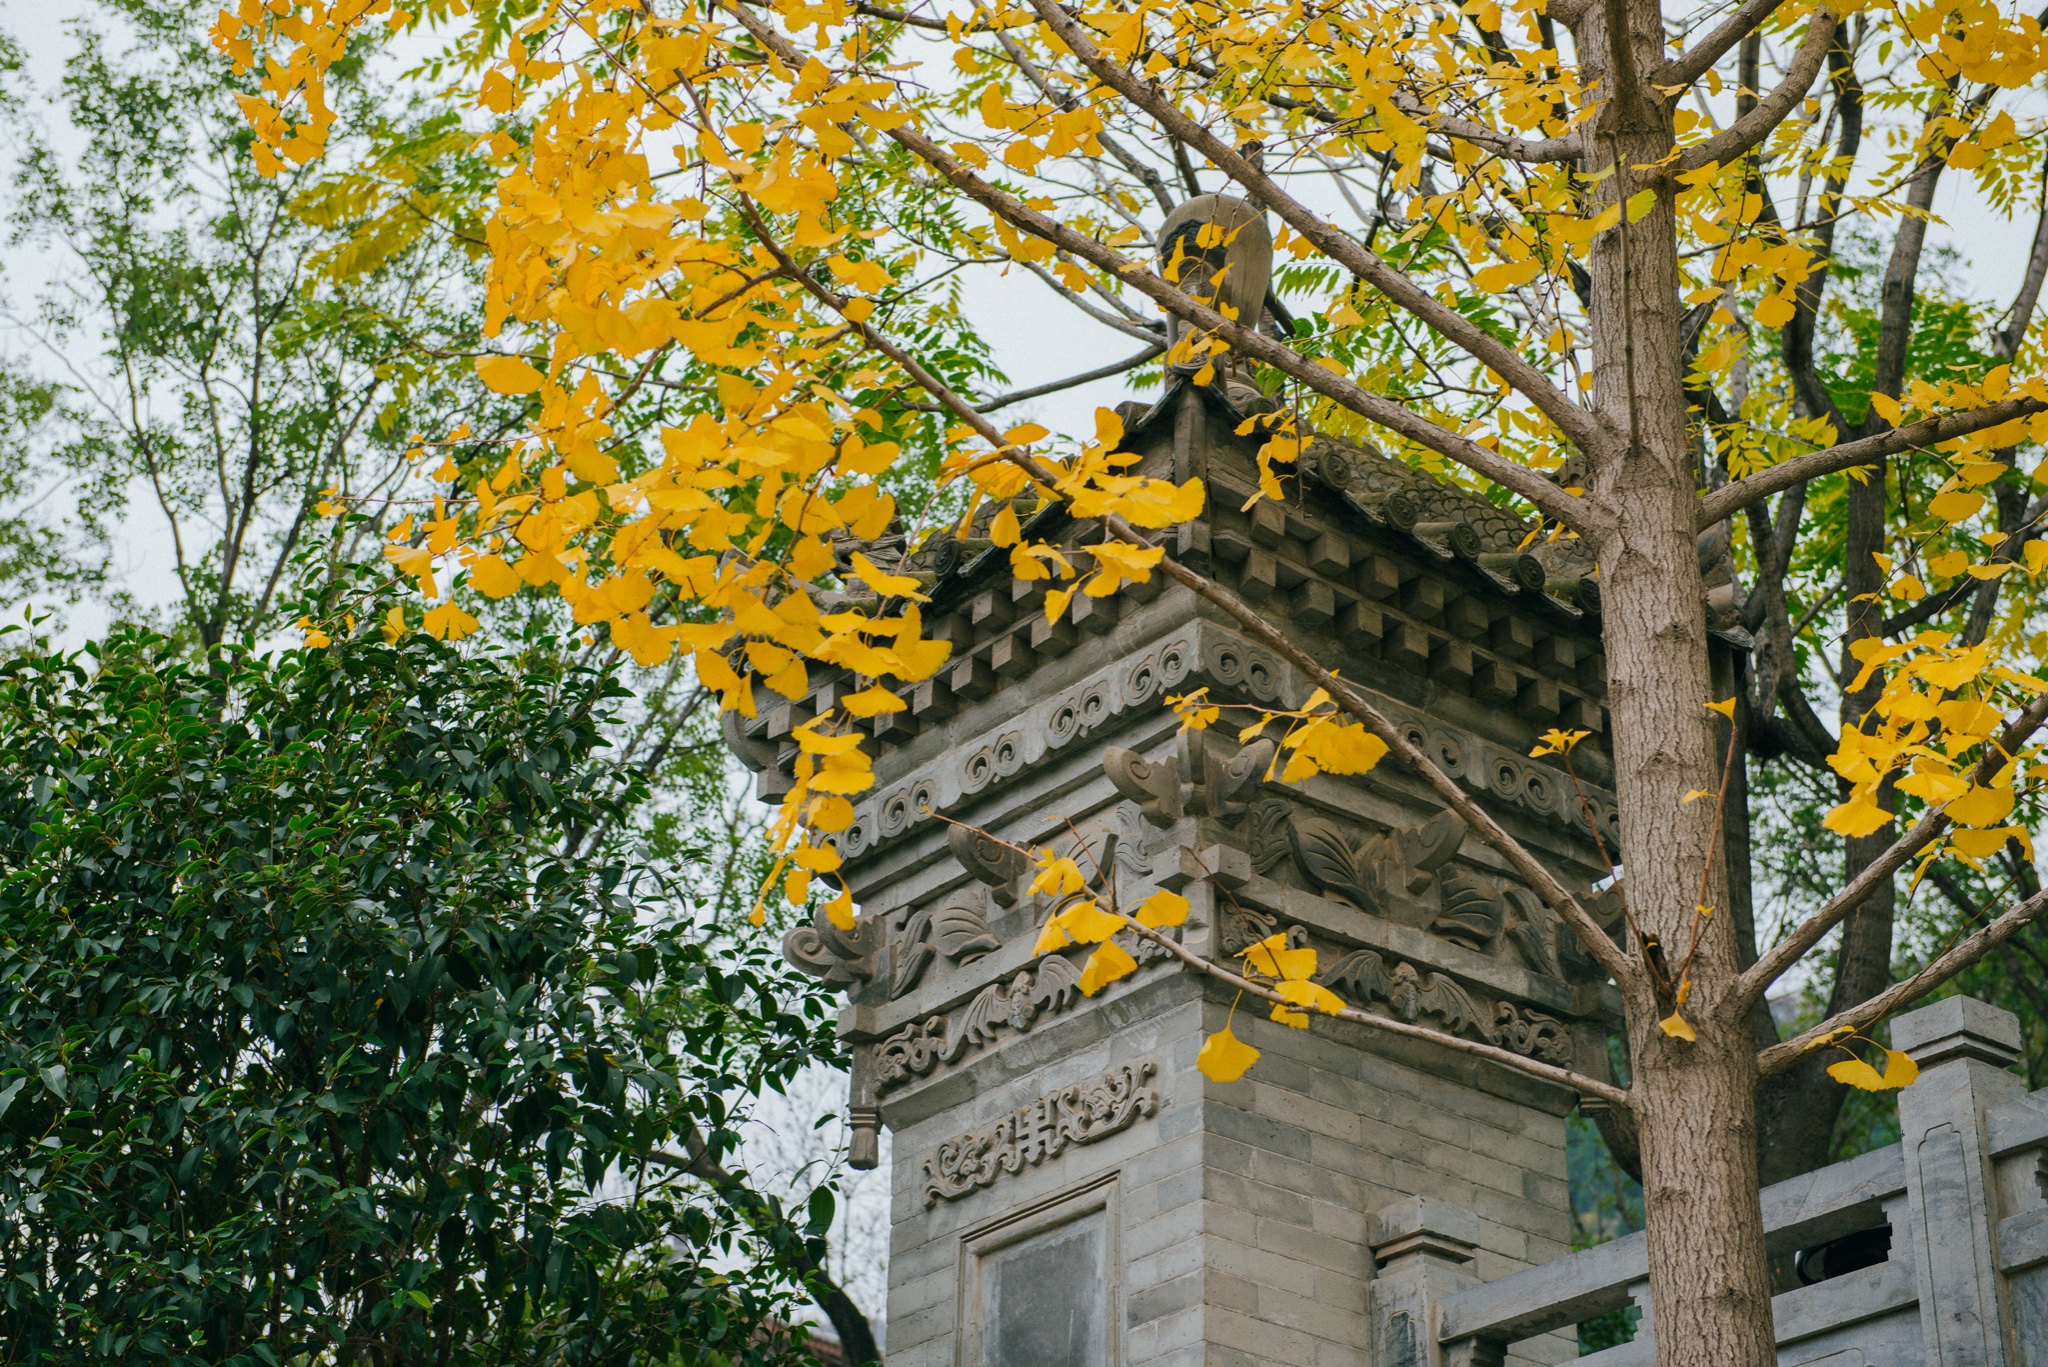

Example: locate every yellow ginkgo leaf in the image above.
[1196,1025,1261,1081]
[1947,783,2016,828]
[1274,978,1346,1016]
[1242,933,1317,981]
[1530,728,1589,757]
[1028,856,1088,898]
[1705,697,1737,719]
[1056,900,1125,945]
[1826,1056,1887,1090]
[1034,919,1073,954]
[1136,889,1189,928]
[847,551,927,600]
[1928,489,1986,524]
[840,685,907,717]
[468,553,524,599]
[1896,770,1969,803]
[1659,1011,1697,1042]
[1822,796,1894,837]
[1078,940,1138,995]
[824,887,856,932]
[1270,1003,1311,1028]
[476,355,545,395]
[1470,257,1543,293]
[1951,826,2032,860]
[423,601,480,641]
[1881,1049,1920,1088]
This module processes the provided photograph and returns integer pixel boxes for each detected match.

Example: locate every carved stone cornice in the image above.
[833,621,1619,872]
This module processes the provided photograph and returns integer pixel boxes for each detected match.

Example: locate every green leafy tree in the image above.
[0,617,840,1364]
[0,0,493,648]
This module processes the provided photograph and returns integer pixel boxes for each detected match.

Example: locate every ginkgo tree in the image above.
[210,0,2048,1357]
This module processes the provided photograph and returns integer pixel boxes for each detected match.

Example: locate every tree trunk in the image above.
[1633,1030,1776,1365]
[1574,0,1781,1355]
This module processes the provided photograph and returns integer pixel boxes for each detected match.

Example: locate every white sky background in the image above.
[5,0,2045,1329]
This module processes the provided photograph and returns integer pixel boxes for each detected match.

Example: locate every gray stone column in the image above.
[1892,995,2028,1367]
[1369,1196,1488,1367]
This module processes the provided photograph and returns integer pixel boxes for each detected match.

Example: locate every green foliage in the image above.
[0,0,504,647]
[0,620,830,1364]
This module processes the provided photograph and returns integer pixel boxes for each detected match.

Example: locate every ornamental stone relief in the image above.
[833,622,1617,865]
[884,888,1002,1000]
[1214,903,1573,1066]
[839,632,1197,858]
[874,955,1084,1094]
[921,1059,1160,1205]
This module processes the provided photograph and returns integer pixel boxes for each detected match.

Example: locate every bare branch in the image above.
[1697,396,2048,529]
[1124,911,1635,1108]
[1014,0,1620,464]
[1757,886,2048,1077]
[1655,0,1797,93]
[867,131,1602,527]
[1676,10,1839,173]
[894,343,1165,412]
[1997,156,2048,359]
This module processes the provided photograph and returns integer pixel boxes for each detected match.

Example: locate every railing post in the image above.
[1368,1196,1495,1367]
[1893,995,2028,1367]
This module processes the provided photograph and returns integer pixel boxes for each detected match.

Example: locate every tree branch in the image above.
[1390,91,1583,163]
[1655,0,1799,93]
[1697,396,2048,529]
[1757,885,2048,1077]
[1119,904,1635,1108]
[1013,0,1619,464]
[894,343,1166,412]
[645,1138,881,1366]
[1676,10,1839,173]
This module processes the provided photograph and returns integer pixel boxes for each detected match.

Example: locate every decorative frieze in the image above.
[876,955,1083,1094]
[840,631,1198,858]
[1318,948,1572,1064]
[921,1060,1160,1205]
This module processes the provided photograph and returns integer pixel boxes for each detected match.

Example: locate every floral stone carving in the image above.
[921,1059,1159,1205]
[1288,808,1467,917]
[875,954,1084,1093]
[1316,947,1571,1063]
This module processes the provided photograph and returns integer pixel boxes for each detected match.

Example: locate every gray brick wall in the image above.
[881,973,1577,1365]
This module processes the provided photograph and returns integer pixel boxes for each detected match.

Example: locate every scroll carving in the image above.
[1288,808,1466,915]
[888,908,936,999]
[1315,948,1571,1063]
[921,1060,1159,1205]
[885,891,1001,1000]
[874,954,1083,1092]
[1102,734,1278,829]
[932,893,1001,963]
[782,905,879,986]
[1200,734,1278,819]
[1103,748,1183,827]
[948,823,1027,906]
[1246,798,1293,874]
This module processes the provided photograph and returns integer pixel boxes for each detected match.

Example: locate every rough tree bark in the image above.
[1571,0,1777,1357]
